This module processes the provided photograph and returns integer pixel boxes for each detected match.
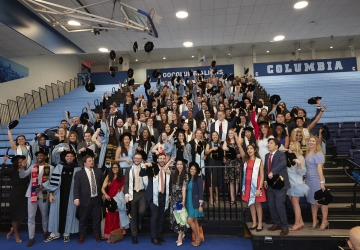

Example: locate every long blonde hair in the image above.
[295,130,307,146]
[306,136,325,160]
[290,140,302,156]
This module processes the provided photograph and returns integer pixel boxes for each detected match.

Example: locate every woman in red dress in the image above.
[101,162,125,242]
[238,135,266,232]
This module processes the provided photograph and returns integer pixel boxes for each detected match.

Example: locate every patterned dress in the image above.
[170,173,189,234]
[224,142,242,183]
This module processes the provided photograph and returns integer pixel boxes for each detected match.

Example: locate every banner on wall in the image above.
[254,57,357,77]
[0,55,29,83]
[146,64,235,82]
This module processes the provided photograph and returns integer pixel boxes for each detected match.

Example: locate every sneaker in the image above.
[44,235,60,242]
[64,236,70,243]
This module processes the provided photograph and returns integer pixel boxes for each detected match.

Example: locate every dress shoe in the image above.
[268,225,282,231]
[95,235,102,242]
[151,238,162,246]
[132,236,138,244]
[256,227,263,232]
[27,238,35,247]
[249,225,257,230]
[43,232,50,241]
[78,236,85,244]
[158,236,166,242]
[280,229,289,236]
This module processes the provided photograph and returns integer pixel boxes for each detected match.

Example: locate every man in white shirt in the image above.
[210,110,232,142]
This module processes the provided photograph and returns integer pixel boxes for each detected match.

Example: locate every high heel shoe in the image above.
[192,239,201,247]
[309,221,319,230]
[214,198,219,205]
[318,222,329,231]
[6,227,14,240]
[249,225,257,230]
[209,199,213,205]
[14,233,22,243]
[289,225,302,231]
[175,234,185,243]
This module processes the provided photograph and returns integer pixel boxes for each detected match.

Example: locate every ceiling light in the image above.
[298,48,301,51]
[176,11,188,18]
[294,1,308,9]
[330,46,333,49]
[191,55,194,58]
[68,20,81,26]
[135,58,138,61]
[183,42,193,47]
[273,35,285,41]
[98,48,109,52]
[266,51,269,53]
[163,57,166,59]
[228,53,231,55]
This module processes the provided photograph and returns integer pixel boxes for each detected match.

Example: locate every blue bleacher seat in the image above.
[349,150,360,165]
[355,129,360,138]
[326,122,341,131]
[341,122,356,129]
[337,129,355,139]
[352,138,360,150]
[333,138,352,157]
[325,130,338,145]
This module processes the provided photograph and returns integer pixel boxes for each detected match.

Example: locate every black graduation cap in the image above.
[243,126,254,132]
[85,81,96,92]
[127,68,134,78]
[235,101,246,109]
[244,68,249,75]
[211,60,216,68]
[128,78,135,86]
[222,73,228,80]
[144,41,154,53]
[152,70,161,78]
[212,69,218,74]
[308,96,322,105]
[10,155,26,164]
[321,125,330,140]
[175,158,188,165]
[175,128,185,137]
[274,122,286,129]
[314,189,333,205]
[225,147,237,160]
[227,74,234,82]
[171,74,176,84]
[276,105,282,115]
[80,112,90,124]
[110,50,116,61]
[189,161,200,170]
[133,42,138,53]
[196,69,202,74]
[154,91,161,98]
[144,108,151,114]
[243,97,251,103]
[104,198,117,212]
[290,107,298,118]
[196,141,204,155]
[118,57,123,64]
[189,69,193,77]
[285,152,297,168]
[207,86,217,94]
[80,148,95,158]
[177,99,183,106]
[270,95,281,105]
[247,84,255,92]
[267,174,285,190]
[8,120,19,130]
[182,72,185,78]
[37,133,49,140]
[35,148,48,156]
[293,117,306,123]
[60,150,76,163]
[109,67,116,77]
[66,111,71,118]
[176,75,181,83]
[258,120,270,127]
[126,201,132,218]
[136,149,148,161]
[211,144,224,160]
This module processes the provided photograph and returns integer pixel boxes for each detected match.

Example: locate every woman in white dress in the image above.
[257,121,274,163]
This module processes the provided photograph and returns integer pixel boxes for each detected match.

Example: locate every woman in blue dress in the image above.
[287,141,309,231]
[115,132,133,169]
[305,136,328,230]
[186,162,204,247]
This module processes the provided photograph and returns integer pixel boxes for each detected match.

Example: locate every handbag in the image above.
[109,216,124,243]
[191,225,204,242]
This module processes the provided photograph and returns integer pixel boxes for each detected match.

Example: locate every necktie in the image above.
[160,167,164,194]
[219,122,223,139]
[87,142,91,147]
[110,117,114,127]
[135,166,140,192]
[90,169,96,196]
[268,153,273,174]
[198,104,201,110]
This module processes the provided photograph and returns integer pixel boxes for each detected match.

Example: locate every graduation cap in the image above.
[177,99,183,106]
[80,112,90,124]
[175,158,188,165]
[211,144,224,160]
[176,75,181,83]
[270,95,281,105]
[110,50,116,61]
[136,149,148,161]
[60,150,77,163]
[144,41,154,53]
[321,125,330,140]
[189,69,193,77]
[196,69,202,74]
[314,189,333,205]
[66,111,71,118]
[10,155,26,164]
[85,81,96,92]
[175,128,186,137]
[104,198,117,212]
[267,174,285,190]
[243,126,254,132]
[173,200,183,211]
[247,84,255,92]
[227,74,234,82]
[35,148,48,156]
[145,162,159,177]
[276,105,282,115]
[80,148,95,158]
[196,141,204,155]
[258,120,271,127]
[293,117,306,123]
[118,57,123,64]
[154,91,161,98]
[244,68,249,75]
[222,73,228,80]
[185,78,189,86]
[128,78,135,86]
[126,201,132,218]
[127,68,134,78]
[235,101,246,109]
[36,133,49,140]
[8,120,19,130]
[290,107,298,118]
[182,72,185,78]
[211,60,216,68]
[212,69,218,74]
[308,96,322,105]
[274,122,286,129]
[285,152,297,168]
[225,147,237,160]
[109,67,116,77]
[207,86,217,94]
[189,161,200,171]
[152,70,161,78]
[243,97,251,103]
[133,41,138,53]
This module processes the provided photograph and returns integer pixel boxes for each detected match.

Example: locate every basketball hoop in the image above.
[148,8,163,24]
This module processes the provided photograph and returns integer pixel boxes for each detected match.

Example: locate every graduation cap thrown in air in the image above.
[270,95,281,105]
[8,120,19,130]
[127,68,134,78]
[109,67,116,77]
[118,57,123,64]
[85,81,96,92]
[308,96,322,105]
[152,70,161,78]
[133,42,138,53]
[109,50,116,61]
[144,41,154,53]
[211,60,216,68]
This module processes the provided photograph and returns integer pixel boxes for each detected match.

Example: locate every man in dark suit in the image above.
[140,154,172,246]
[77,132,99,167]
[210,110,234,142]
[107,108,121,129]
[73,155,104,244]
[114,118,129,142]
[263,138,290,236]
[124,152,149,244]
[193,96,203,117]
[139,117,158,143]
[195,101,213,125]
